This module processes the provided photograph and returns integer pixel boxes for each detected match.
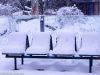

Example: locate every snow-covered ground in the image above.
[0,70,98,75]
[0,56,99,75]
[0,15,100,75]
[0,55,99,75]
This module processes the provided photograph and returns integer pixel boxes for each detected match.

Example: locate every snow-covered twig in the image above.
[25,6,32,11]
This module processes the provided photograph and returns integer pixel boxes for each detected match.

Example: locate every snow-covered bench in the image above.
[51,31,76,56]
[2,31,100,73]
[2,32,51,70]
[2,32,27,55]
[1,32,28,69]
[77,32,100,73]
[78,32,100,56]
[51,31,100,73]
[25,32,51,55]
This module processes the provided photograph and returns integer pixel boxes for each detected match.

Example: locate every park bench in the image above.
[2,31,100,73]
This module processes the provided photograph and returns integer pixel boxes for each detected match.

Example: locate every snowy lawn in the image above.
[0,55,100,75]
[0,70,98,75]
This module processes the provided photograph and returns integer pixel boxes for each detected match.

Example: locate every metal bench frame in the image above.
[4,54,100,73]
[2,34,100,73]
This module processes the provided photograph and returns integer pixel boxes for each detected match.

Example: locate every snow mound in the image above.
[56,5,85,28]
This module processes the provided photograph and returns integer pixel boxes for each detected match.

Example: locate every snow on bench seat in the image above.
[78,32,100,55]
[52,31,76,55]
[2,32,27,54]
[25,32,50,55]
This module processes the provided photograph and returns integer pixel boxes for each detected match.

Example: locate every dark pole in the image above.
[14,57,18,70]
[40,15,44,32]
[40,0,45,32]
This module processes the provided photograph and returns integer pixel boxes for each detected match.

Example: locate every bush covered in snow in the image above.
[56,5,86,28]
[45,5,100,33]
[44,9,57,15]
[0,16,18,36]
[0,4,20,16]
[0,17,10,36]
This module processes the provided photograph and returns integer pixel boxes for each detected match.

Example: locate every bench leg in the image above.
[21,58,24,65]
[21,54,24,65]
[14,57,18,70]
[89,59,93,73]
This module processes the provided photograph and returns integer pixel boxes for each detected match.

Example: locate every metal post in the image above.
[89,58,93,73]
[21,58,24,65]
[21,55,24,65]
[40,0,45,32]
[14,57,18,70]
[40,15,44,32]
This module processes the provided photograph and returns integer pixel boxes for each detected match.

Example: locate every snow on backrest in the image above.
[81,32,100,50]
[31,32,50,49]
[56,31,75,50]
[7,32,26,46]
